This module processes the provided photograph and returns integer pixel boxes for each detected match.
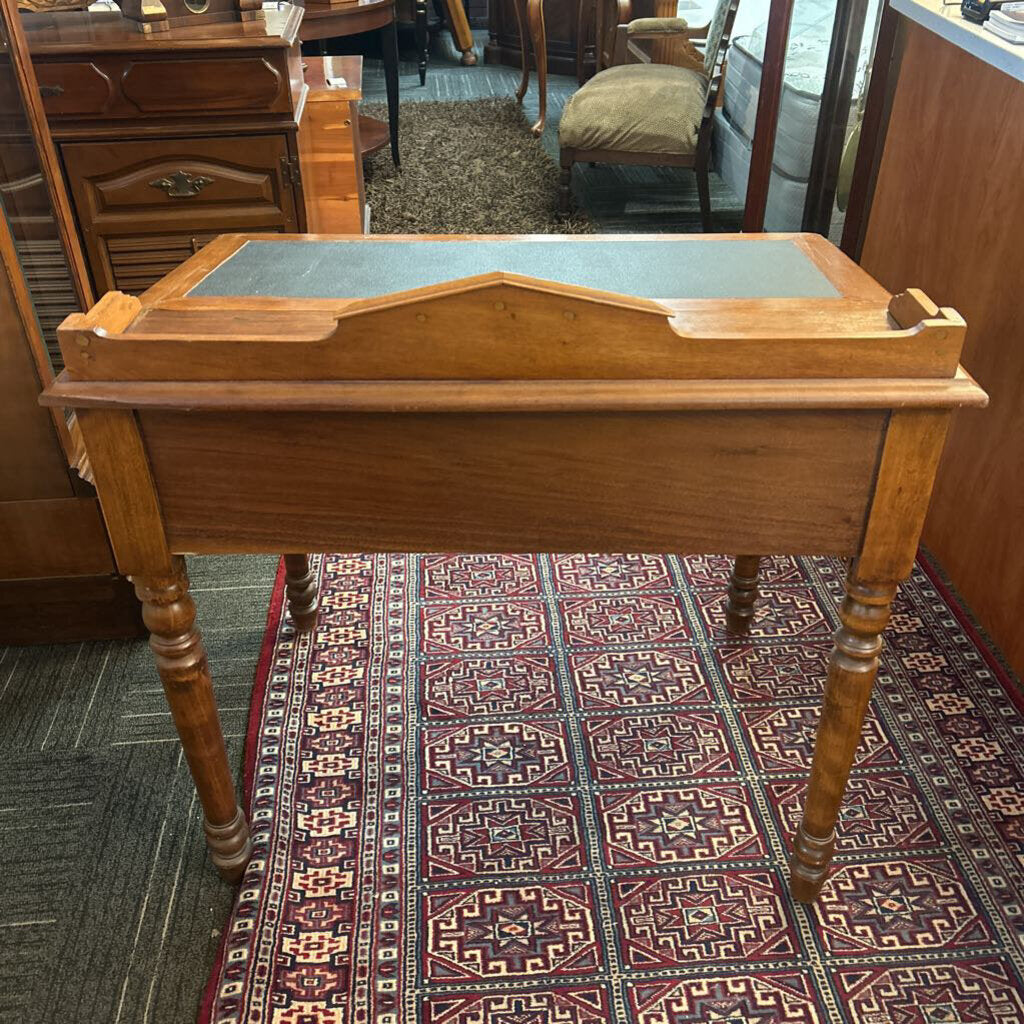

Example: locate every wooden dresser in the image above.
[486,0,594,79]
[0,0,144,644]
[19,4,365,298]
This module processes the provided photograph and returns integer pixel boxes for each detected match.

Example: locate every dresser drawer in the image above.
[32,53,294,120]
[62,134,302,294]
[32,61,116,116]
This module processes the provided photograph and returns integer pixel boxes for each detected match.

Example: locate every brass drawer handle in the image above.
[149,170,214,198]
[39,84,64,98]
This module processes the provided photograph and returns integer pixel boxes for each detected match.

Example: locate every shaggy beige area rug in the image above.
[362,98,593,234]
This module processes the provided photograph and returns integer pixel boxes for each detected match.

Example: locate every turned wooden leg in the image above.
[381,20,401,168]
[696,162,713,232]
[558,153,573,215]
[527,0,547,135]
[284,553,319,633]
[415,0,428,85]
[511,0,530,104]
[790,573,897,902]
[725,554,761,635]
[134,557,252,883]
[443,0,477,65]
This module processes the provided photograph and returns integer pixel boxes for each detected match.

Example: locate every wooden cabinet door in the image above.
[61,133,302,294]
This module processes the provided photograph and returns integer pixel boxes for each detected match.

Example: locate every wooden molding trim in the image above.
[42,369,989,413]
[56,284,970,383]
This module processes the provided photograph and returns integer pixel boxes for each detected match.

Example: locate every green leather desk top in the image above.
[187,238,841,301]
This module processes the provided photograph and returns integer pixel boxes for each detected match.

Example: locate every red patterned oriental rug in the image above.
[201,553,1024,1024]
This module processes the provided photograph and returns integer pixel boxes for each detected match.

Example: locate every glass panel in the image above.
[707,0,880,234]
[760,0,880,235]
[0,18,80,373]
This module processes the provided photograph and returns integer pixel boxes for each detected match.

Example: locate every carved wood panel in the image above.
[61,133,301,293]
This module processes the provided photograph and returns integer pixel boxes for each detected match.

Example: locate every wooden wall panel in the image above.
[0,497,114,578]
[860,20,1024,677]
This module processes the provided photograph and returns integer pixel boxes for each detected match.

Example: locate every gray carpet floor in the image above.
[0,556,277,1024]
[0,33,730,1024]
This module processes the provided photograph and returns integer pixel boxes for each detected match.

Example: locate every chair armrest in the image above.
[612,19,708,68]
[626,16,689,36]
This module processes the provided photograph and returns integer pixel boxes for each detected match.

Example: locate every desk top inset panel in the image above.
[187,237,842,301]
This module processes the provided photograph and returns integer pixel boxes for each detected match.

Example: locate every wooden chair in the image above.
[557,0,739,228]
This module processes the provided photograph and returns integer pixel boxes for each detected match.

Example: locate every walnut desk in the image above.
[41,233,987,902]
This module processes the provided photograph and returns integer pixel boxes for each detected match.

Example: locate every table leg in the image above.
[575,0,591,84]
[790,572,897,902]
[415,0,428,85]
[284,553,319,633]
[443,0,477,65]
[527,0,547,136]
[511,0,530,104]
[381,18,401,167]
[134,557,252,883]
[725,555,760,635]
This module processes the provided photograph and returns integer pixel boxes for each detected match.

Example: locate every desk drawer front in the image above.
[140,409,885,557]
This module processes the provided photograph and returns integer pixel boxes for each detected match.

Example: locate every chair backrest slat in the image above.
[704,0,738,78]
[698,0,741,148]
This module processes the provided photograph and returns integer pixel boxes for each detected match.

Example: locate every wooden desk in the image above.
[42,232,986,902]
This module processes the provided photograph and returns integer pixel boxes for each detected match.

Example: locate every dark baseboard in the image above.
[0,573,146,646]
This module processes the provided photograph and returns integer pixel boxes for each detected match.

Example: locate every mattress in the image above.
[722,32,825,180]
[713,0,878,229]
[723,1,876,167]
[712,108,809,233]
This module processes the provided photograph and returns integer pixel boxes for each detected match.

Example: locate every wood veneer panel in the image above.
[141,409,885,555]
[0,497,114,578]
[860,20,1024,677]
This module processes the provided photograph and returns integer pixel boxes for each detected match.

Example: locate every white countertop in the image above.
[892,0,1024,82]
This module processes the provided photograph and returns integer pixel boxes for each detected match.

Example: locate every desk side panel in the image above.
[139,409,885,555]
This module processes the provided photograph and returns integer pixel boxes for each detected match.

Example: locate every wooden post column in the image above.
[284,553,319,633]
[725,554,761,635]
[135,558,252,882]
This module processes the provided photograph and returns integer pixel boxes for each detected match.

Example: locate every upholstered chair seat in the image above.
[557,0,740,231]
[559,64,709,156]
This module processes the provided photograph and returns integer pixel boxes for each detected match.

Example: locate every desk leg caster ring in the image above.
[206,808,253,884]
[789,824,834,902]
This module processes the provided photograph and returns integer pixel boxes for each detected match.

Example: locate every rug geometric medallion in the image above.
[201,553,1024,1024]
